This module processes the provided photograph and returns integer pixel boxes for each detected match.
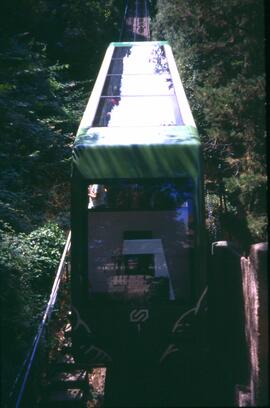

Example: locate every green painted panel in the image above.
[75,124,200,146]
[73,125,201,180]
[110,41,169,47]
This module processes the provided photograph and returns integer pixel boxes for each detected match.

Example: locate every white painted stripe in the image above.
[77,44,115,133]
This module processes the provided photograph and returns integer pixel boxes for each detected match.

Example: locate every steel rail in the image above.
[121,0,150,42]
[144,0,150,40]
[134,0,139,41]
[134,0,150,41]
[119,0,130,41]
[15,231,71,408]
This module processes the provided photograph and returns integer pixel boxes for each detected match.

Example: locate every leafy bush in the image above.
[0,222,65,331]
[0,222,65,401]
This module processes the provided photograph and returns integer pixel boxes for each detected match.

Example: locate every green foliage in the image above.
[224,173,267,243]
[0,222,65,327]
[0,1,124,233]
[0,37,72,230]
[0,1,125,402]
[225,173,267,213]
[0,223,65,395]
[205,193,221,242]
[0,222,65,397]
[246,214,268,242]
[19,222,66,287]
[0,0,124,77]
[152,0,267,244]
[205,192,239,242]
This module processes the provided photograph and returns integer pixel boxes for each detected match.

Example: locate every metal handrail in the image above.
[14,231,71,408]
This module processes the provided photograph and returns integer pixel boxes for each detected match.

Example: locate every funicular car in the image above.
[71,41,207,368]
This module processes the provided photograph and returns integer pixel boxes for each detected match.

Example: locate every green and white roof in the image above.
[73,41,201,180]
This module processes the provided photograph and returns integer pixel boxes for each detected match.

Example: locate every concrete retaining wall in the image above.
[237,243,268,406]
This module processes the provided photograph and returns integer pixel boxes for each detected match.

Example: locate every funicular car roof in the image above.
[72,42,201,180]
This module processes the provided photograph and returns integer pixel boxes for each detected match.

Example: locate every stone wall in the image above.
[237,243,268,406]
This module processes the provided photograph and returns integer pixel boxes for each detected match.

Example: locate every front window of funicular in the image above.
[87,179,195,303]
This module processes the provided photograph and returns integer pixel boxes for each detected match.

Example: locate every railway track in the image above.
[121,0,150,41]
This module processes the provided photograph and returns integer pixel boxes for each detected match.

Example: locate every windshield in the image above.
[87,179,193,211]
[87,179,195,302]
